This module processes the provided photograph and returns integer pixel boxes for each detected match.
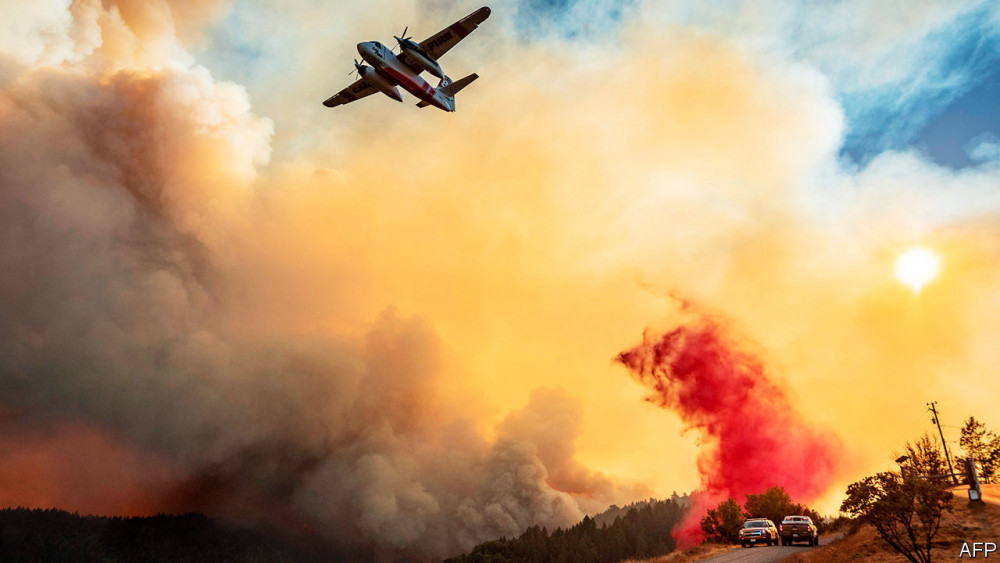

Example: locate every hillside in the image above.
[0,508,337,562]
[786,488,1000,562]
[444,497,689,563]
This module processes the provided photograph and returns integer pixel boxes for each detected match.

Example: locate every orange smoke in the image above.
[0,422,178,516]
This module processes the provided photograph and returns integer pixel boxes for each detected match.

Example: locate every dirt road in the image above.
[695,534,843,563]
[981,484,1000,506]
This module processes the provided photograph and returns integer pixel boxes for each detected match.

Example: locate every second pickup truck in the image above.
[779,515,818,546]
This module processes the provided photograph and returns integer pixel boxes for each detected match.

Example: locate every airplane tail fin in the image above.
[438,73,477,97]
[416,74,479,109]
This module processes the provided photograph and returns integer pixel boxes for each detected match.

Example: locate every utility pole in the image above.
[928,402,959,485]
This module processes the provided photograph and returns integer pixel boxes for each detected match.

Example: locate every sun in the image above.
[895,247,941,294]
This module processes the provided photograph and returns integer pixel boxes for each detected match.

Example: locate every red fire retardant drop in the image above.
[617,320,843,547]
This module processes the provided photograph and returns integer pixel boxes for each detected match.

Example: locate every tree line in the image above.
[699,486,824,543]
[444,497,689,563]
[893,416,998,482]
[0,508,331,562]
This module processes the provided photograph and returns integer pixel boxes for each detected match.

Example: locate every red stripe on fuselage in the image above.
[378,66,450,111]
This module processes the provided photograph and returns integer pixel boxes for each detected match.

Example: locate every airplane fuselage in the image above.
[357,41,454,112]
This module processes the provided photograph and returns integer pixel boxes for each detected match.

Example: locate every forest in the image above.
[444,497,690,563]
[0,508,331,563]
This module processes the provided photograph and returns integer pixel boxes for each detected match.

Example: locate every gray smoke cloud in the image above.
[0,2,645,559]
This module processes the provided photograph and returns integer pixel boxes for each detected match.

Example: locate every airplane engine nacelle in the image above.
[361,67,402,102]
[400,46,444,80]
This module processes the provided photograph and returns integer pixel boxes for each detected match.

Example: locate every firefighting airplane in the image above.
[322,7,491,112]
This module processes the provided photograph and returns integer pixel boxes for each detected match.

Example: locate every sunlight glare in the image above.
[895,247,941,294]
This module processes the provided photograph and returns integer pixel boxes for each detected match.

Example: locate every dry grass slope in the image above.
[619,543,734,563]
[786,491,1000,562]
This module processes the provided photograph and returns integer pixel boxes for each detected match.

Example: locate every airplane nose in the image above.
[356,42,367,56]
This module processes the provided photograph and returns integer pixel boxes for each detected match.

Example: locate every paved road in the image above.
[696,534,843,563]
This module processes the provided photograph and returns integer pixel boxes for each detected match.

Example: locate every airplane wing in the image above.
[322,78,377,108]
[396,7,491,73]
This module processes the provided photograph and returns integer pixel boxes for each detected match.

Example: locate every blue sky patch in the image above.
[837,3,1000,168]
[514,0,633,40]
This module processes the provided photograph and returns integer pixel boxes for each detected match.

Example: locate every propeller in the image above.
[393,26,413,52]
[348,58,365,79]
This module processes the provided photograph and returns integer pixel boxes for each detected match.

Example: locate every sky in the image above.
[1,0,1000,559]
